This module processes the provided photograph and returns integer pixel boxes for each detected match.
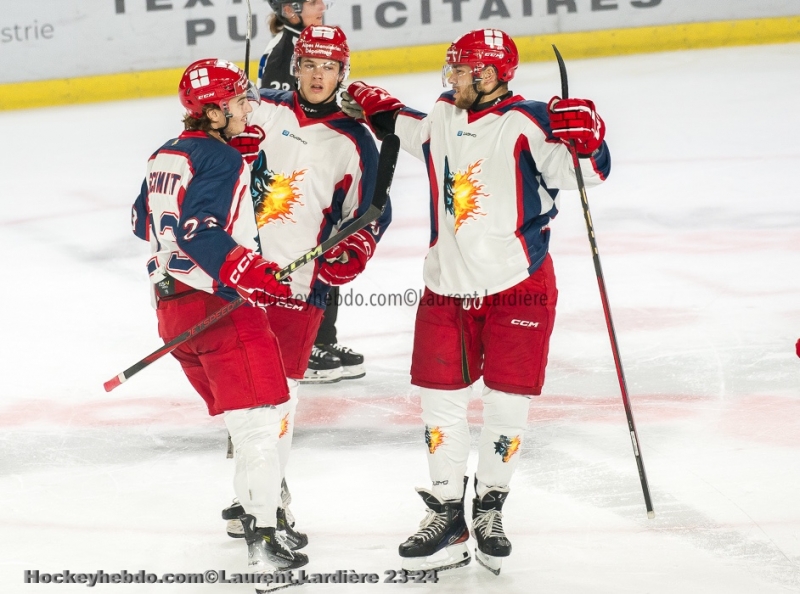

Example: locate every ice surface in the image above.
[1,43,799,593]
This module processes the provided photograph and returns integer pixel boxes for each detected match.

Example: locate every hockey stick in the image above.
[552,45,655,519]
[244,0,252,79]
[104,134,400,393]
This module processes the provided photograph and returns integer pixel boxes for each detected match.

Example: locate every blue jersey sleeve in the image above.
[132,179,151,241]
[175,146,245,283]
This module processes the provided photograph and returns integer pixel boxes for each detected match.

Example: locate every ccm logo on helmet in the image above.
[511,319,539,328]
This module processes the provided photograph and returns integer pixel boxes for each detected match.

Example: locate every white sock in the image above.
[476,387,530,494]
[420,387,472,501]
[277,379,299,483]
[224,405,283,528]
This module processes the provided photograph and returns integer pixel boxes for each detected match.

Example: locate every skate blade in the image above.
[298,369,343,384]
[340,364,366,380]
[401,543,471,572]
[475,549,502,575]
[255,582,300,593]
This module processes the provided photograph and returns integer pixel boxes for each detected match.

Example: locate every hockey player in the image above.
[131,59,308,573]
[222,24,391,545]
[258,0,366,384]
[342,29,610,574]
[258,0,328,92]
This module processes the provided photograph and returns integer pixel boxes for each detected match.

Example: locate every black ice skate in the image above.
[222,498,245,538]
[240,514,308,572]
[276,507,308,550]
[472,483,511,575]
[398,483,471,572]
[300,345,343,384]
[320,343,365,379]
[222,480,306,549]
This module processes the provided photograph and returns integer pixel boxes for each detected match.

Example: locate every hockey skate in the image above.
[472,484,511,575]
[300,345,343,384]
[398,482,471,572]
[241,514,308,572]
[222,480,306,549]
[320,343,365,380]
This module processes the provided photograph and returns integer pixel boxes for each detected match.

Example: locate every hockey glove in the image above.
[229,125,265,165]
[345,82,404,139]
[548,97,606,156]
[219,245,291,309]
[796,338,800,358]
[317,229,376,286]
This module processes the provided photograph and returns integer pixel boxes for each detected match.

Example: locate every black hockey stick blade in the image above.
[552,44,569,99]
[104,134,399,392]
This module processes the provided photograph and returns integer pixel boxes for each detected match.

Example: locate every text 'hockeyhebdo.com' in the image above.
[257,288,550,309]
[23,568,438,586]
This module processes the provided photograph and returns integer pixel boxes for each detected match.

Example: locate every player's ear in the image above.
[483,66,499,85]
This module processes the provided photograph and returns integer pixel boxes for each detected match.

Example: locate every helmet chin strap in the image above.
[211,102,236,141]
[469,77,504,110]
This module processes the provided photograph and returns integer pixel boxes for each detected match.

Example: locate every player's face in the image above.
[222,93,253,136]
[297,57,341,104]
[448,64,478,110]
[300,0,327,26]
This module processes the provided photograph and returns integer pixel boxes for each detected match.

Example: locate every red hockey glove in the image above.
[796,338,800,358]
[346,82,404,119]
[548,97,606,156]
[317,229,377,286]
[219,245,291,309]
[229,125,265,165]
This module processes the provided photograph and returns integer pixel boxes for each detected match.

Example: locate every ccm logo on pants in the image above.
[511,319,539,328]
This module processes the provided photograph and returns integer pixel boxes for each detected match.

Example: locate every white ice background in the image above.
[1,43,799,593]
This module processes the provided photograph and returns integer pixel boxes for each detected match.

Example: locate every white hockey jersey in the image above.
[247,90,391,307]
[395,91,611,297]
[132,131,258,303]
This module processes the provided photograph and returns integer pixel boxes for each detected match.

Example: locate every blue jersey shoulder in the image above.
[168,133,244,176]
[259,88,295,108]
[505,99,552,131]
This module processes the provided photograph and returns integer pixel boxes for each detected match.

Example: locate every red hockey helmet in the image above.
[292,25,350,81]
[444,28,519,84]
[179,58,255,118]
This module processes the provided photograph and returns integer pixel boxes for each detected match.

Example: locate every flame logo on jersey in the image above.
[443,156,486,232]
[494,434,521,463]
[279,413,290,438]
[425,426,445,454]
[251,152,305,227]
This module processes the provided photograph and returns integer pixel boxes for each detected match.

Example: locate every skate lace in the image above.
[473,509,505,539]
[411,509,448,542]
[331,343,354,354]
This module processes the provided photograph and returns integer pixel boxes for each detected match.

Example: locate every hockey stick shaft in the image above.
[552,45,654,518]
[244,0,252,79]
[104,135,400,393]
